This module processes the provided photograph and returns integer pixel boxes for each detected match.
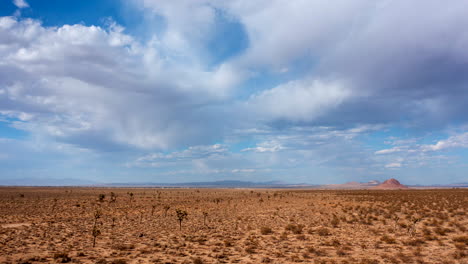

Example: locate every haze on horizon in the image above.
[1,0,468,186]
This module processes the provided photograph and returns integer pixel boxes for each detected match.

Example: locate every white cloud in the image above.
[231,168,256,173]
[242,140,283,153]
[246,79,350,122]
[0,17,241,150]
[376,132,468,155]
[421,132,468,152]
[13,0,29,8]
[375,147,404,155]
[130,144,228,167]
[2,1,468,184]
[385,162,401,168]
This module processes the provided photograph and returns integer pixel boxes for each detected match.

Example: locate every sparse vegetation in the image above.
[175,208,188,230]
[260,226,273,235]
[92,209,102,247]
[0,188,466,263]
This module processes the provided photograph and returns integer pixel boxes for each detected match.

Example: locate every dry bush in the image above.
[380,235,396,244]
[260,226,273,235]
[317,227,331,236]
[453,235,468,245]
[285,223,304,234]
[53,252,71,263]
[192,257,204,264]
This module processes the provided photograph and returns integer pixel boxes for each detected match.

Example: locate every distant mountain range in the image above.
[104,180,315,188]
[0,178,467,188]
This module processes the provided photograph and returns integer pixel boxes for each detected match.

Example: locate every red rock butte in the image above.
[373,178,409,189]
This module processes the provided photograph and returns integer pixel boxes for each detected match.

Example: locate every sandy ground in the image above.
[0,187,466,264]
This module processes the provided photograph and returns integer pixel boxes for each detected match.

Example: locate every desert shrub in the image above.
[307,247,326,256]
[404,238,425,246]
[336,248,347,256]
[359,258,379,264]
[53,252,71,263]
[453,250,467,260]
[331,239,341,247]
[109,192,117,203]
[317,227,331,236]
[380,235,396,244]
[193,257,204,264]
[245,246,256,254]
[260,226,273,235]
[279,231,288,240]
[454,243,465,250]
[453,236,468,245]
[396,252,413,263]
[331,215,340,227]
[434,227,451,236]
[296,234,306,240]
[285,223,304,234]
[223,239,234,247]
[112,244,135,251]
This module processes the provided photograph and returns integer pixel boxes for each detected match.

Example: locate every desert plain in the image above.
[0,187,467,264]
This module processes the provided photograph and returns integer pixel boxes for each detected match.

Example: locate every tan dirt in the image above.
[0,187,466,264]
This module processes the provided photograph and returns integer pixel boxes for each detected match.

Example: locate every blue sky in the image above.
[1,0,468,185]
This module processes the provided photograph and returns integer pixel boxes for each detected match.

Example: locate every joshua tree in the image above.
[203,212,208,226]
[176,209,188,230]
[109,192,117,203]
[51,198,58,213]
[151,205,157,216]
[139,210,144,223]
[164,205,170,217]
[92,209,102,247]
[111,217,117,229]
[408,216,422,237]
[392,215,400,232]
[92,225,101,247]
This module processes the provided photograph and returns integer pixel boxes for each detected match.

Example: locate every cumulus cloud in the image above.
[2,0,468,183]
[144,0,468,126]
[246,79,350,122]
[0,16,241,150]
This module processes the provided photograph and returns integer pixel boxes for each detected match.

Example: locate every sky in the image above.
[1,0,468,185]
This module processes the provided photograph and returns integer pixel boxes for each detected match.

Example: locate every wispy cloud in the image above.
[420,132,468,152]
[385,162,401,168]
[13,0,29,8]
[376,132,468,155]
[242,141,283,153]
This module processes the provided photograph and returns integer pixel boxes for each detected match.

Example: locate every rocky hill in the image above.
[373,178,408,189]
